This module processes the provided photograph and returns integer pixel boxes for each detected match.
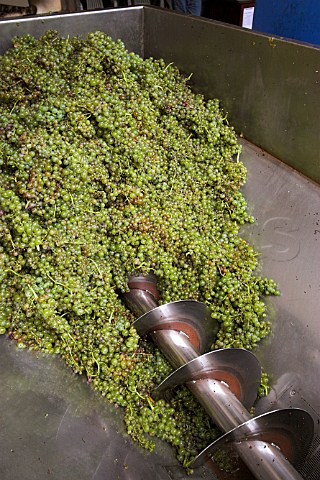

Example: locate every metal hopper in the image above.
[0,6,319,479]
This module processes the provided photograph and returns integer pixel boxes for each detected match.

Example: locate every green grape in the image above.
[0,30,279,467]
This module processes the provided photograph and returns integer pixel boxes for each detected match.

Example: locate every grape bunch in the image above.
[0,30,278,468]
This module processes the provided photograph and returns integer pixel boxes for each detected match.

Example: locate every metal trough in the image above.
[0,7,319,480]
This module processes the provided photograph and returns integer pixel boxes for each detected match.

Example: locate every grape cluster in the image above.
[0,31,278,467]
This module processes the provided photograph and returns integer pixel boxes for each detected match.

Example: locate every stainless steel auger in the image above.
[123,274,314,480]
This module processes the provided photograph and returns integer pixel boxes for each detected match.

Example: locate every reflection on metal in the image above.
[259,217,300,262]
[0,7,319,480]
[124,277,314,480]
[193,408,314,470]
[155,349,261,409]
[134,300,218,352]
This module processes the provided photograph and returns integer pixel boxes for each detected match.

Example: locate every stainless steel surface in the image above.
[129,285,312,479]
[143,7,320,184]
[0,6,320,479]
[122,273,160,316]
[0,8,144,58]
[235,440,305,480]
[128,273,159,299]
[1,0,29,5]
[187,378,252,432]
[194,408,314,472]
[143,332,310,480]
[134,300,218,353]
[239,139,320,422]
[155,349,261,409]
[0,335,189,480]
[300,434,320,480]
[151,329,199,367]
[123,288,158,316]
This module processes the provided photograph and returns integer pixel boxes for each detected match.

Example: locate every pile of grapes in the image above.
[0,31,278,468]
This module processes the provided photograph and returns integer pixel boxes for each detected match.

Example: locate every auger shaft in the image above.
[123,277,310,480]
[150,329,304,480]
